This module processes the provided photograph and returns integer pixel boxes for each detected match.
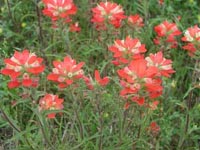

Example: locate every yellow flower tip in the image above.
[1,7,5,12]
[0,28,3,34]
[197,15,200,23]
[171,80,176,88]
[103,113,109,118]
[189,0,194,4]
[21,23,27,28]
[197,104,200,111]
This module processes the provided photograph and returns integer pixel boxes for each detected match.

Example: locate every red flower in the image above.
[1,49,45,88]
[39,94,64,119]
[148,101,159,110]
[83,76,94,90]
[127,14,144,28]
[83,70,109,90]
[42,0,77,21]
[154,20,181,48]
[182,25,200,56]
[69,22,81,32]
[117,57,165,108]
[109,36,146,65]
[149,122,160,135]
[91,2,126,29]
[158,0,164,5]
[132,97,145,106]
[47,56,84,88]
[95,70,109,86]
[145,51,175,77]
[124,102,130,110]
[144,78,163,98]
[117,58,159,101]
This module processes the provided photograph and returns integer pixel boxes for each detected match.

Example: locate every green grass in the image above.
[0,0,200,149]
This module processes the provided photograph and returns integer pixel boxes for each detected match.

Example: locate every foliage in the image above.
[0,0,200,150]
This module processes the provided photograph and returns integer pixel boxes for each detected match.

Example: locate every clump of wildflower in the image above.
[1,49,45,88]
[117,58,162,107]
[39,94,64,119]
[181,25,200,56]
[115,49,174,109]
[145,51,175,77]
[42,0,77,27]
[154,20,182,49]
[108,36,146,65]
[91,1,126,30]
[47,56,84,88]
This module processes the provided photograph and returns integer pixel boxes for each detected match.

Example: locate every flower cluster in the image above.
[83,70,109,90]
[145,51,175,77]
[42,0,77,21]
[39,94,64,118]
[118,53,174,109]
[127,14,144,30]
[108,36,146,65]
[42,0,79,30]
[91,1,126,30]
[47,56,85,88]
[154,20,181,49]
[182,25,200,56]
[109,36,175,109]
[90,1,146,31]
[1,49,45,88]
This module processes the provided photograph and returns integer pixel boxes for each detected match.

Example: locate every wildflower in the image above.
[127,14,144,29]
[83,76,94,90]
[132,97,145,106]
[109,36,146,65]
[83,70,109,90]
[94,70,109,86]
[91,1,126,29]
[124,102,130,110]
[144,78,163,98]
[145,51,175,77]
[182,25,200,56]
[39,94,64,119]
[42,0,77,21]
[47,56,84,88]
[154,20,181,49]
[69,22,81,32]
[149,121,160,135]
[158,0,164,5]
[148,101,159,110]
[117,58,160,106]
[1,49,45,88]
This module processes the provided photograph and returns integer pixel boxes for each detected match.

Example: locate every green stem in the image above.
[0,107,21,132]
[0,106,37,149]
[35,0,44,47]
[95,91,103,150]
[5,0,18,32]
[179,60,199,149]
[70,88,84,139]
[38,117,54,149]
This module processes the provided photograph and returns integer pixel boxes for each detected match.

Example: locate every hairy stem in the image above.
[71,89,84,139]
[97,98,103,150]
[35,0,43,46]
